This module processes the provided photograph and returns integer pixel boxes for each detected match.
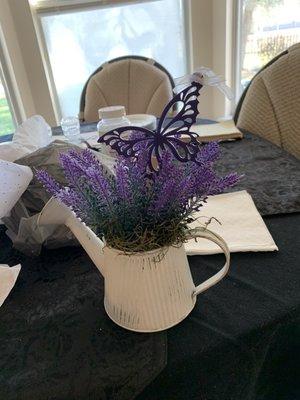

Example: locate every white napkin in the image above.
[0,115,52,162]
[0,264,21,307]
[0,160,33,218]
[185,191,278,255]
[190,119,243,142]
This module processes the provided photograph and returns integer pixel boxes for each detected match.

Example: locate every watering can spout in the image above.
[38,197,106,276]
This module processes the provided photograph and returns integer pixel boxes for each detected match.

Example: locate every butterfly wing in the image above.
[97,82,203,169]
[97,126,154,157]
[157,81,202,136]
[151,82,203,164]
[163,135,200,163]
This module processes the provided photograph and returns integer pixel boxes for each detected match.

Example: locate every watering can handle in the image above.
[186,227,230,297]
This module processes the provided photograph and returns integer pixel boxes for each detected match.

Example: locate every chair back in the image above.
[234,43,300,159]
[80,55,175,122]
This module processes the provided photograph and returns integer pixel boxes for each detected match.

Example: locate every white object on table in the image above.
[127,114,156,130]
[183,119,243,142]
[54,114,157,149]
[97,106,131,157]
[0,115,52,162]
[0,264,21,307]
[61,116,81,143]
[38,198,230,332]
[97,106,131,133]
[0,160,33,218]
[185,190,278,255]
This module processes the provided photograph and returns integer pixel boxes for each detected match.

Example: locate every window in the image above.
[0,69,15,137]
[236,0,300,97]
[34,0,187,118]
[0,25,23,137]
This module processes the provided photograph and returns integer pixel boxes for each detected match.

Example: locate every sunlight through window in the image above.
[40,0,186,117]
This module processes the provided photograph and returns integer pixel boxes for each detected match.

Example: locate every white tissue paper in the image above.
[0,264,21,307]
[0,160,33,218]
[174,67,234,100]
[0,115,52,162]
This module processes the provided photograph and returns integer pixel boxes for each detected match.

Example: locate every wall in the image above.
[212,0,234,118]
[188,0,233,119]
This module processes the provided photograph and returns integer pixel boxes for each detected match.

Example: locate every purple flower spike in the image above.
[85,166,113,211]
[115,160,131,203]
[208,173,240,196]
[36,169,62,196]
[196,142,220,164]
[37,131,240,252]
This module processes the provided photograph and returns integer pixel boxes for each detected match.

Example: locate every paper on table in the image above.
[0,115,52,162]
[186,119,243,142]
[0,264,21,307]
[0,160,33,218]
[53,131,98,143]
[185,190,278,255]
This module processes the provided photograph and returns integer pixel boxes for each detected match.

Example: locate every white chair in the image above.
[79,55,175,122]
[235,43,300,159]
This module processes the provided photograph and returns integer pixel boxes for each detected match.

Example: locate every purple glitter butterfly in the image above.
[98,81,203,170]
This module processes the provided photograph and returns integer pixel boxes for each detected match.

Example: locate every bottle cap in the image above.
[98,106,126,119]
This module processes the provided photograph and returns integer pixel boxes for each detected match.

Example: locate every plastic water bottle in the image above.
[61,116,81,144]
[97,106,131,156]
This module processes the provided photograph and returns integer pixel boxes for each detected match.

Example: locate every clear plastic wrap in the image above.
[2,140,114,256]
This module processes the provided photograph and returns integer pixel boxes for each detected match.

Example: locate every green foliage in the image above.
[100,217,188,254]
[244,0,283,8]
[0,97,14,136]
[258,35,290,63]
[255,0,282,7]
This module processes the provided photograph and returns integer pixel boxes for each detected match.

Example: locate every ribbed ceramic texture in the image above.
[61,216,196,332]
[103,246,196,332]
[38,198,230,333]
[63,216,229,332]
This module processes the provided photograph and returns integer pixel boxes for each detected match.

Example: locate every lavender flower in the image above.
[207,173,240,196]
[85,165,114,212]
[36,141,240,252]
[115,160,131,202]
[59,151,89,185]
[152,177,177,215]
[36,169,62,196]
[196,141,220,164]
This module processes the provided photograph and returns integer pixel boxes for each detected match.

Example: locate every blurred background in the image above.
[0,0,299,136]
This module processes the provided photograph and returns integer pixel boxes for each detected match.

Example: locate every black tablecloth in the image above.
[137,213,300,400]
[0,229,166,400]
[1,216,299,400]
[0,127,300,400]
[216,132,300,216]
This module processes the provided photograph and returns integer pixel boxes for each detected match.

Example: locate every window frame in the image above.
[233,0,300,105]
[32,0,162,13]
[231,0,243,108]
[0,27,23,132]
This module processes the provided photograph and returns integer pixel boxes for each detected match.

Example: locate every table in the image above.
[0,128,300,400]
[137,212,300,400]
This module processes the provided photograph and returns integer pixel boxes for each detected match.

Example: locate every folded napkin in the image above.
[185,190,278,255]
[0,115,52,162]
[189,119,243,142]
[0,160,33,218]
[0,264,21,307]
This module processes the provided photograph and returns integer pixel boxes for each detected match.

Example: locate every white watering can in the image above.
[38,198,230,333]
